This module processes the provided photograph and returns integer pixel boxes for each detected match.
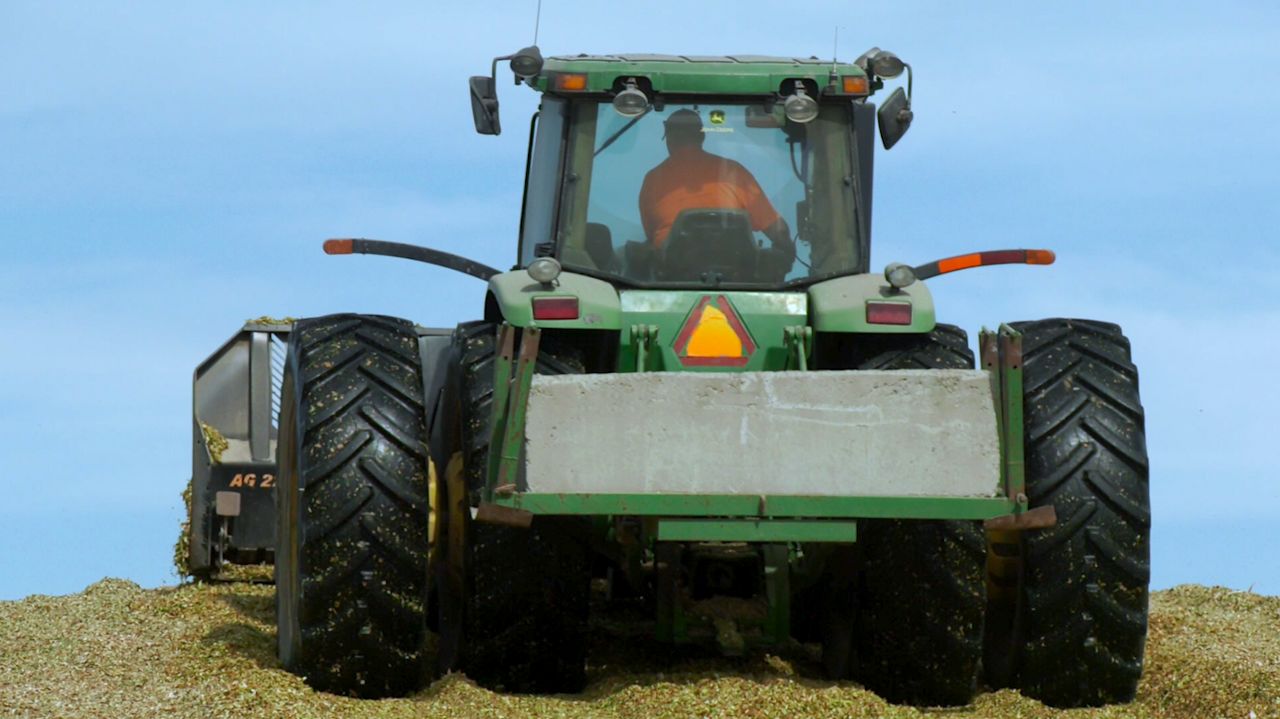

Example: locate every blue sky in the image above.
[2,1,1277,599]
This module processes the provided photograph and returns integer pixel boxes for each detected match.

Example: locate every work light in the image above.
[527,256,562,284]
[783,86,819,124]
[884,262,917,289]
[509,46,544,79]
[613,81,649,117]
[869,50,905,79]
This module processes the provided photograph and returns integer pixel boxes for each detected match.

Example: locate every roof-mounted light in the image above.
[509,45,544,79]
[612,80,649,117]
[870,51,905,79]
[783,82,819,124]
[857,47,906,79]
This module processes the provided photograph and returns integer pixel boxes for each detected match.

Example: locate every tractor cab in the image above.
[471,51,915,290]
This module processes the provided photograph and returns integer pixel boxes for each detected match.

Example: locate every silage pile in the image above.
[0,581,1275,719]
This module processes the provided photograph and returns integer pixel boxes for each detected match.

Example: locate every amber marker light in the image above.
[323,239,354,255]
[937,253,986,274]
[913,249,1056,281]
[554,73,588,91]
[842,76,870,95]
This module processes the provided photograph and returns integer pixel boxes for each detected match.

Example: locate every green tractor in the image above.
[268,47,1150,707]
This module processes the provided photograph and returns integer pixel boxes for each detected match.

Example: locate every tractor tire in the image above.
[452,321,591,693]
[1003,319,1150,707]
[846,325,987,706]
[275,314,435,698]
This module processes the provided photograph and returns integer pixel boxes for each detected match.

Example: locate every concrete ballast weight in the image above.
[523,369,1002,497]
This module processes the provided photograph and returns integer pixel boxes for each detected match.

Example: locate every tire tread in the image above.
[276,313,433,697]
[847,325,987,707]
[1010,318,1150,708]
[454,321,591,693]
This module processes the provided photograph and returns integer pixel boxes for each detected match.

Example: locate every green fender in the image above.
[807,272,937,333]
[489,269,936,334]
[487,270,622,329]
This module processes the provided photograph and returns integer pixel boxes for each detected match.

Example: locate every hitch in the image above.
[213,491,241,568]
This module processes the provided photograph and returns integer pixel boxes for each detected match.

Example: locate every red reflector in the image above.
[866,301,912,325]
[532,296,579,320]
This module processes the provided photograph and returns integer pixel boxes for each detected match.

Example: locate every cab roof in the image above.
[534,54,870,96]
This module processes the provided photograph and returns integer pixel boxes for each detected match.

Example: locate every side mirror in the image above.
[469,76,501,135]
[877,86,913,150]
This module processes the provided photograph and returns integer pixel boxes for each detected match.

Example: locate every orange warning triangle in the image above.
[686,304,742,358]
[673,296,756,367]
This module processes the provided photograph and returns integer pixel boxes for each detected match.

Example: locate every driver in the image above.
[638,109,794,257]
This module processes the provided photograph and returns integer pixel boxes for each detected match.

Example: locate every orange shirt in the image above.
[638,147,782,248]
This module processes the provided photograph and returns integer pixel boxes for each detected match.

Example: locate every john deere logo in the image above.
[673,295,756,367]
[709,110,726,125]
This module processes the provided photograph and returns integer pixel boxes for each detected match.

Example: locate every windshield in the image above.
[553,99,864,288]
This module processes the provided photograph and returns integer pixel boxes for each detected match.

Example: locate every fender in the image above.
[487,269,622,329]
[807,272,937,333]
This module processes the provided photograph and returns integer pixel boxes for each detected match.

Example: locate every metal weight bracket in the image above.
[482,324,540,513]
[980,325,1055,530]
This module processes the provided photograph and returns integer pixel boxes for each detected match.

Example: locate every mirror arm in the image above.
[898,65,915,127]
[323,239,501,281]
[491,54,517,86]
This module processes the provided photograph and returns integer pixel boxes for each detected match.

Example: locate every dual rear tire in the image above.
[821,320,1149,709]
[275,314,435,697]
[986,319,1151,707]
[450,321,591,693]
[275,316,588,697]
[840,325,988,707]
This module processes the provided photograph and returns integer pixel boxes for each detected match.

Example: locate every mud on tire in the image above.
[275,314,434,697]
[846,325,987,706]
[1008,319,1150,707]
[453,321,591,693]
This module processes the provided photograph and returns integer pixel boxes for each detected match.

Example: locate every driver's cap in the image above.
[662,109,703,140]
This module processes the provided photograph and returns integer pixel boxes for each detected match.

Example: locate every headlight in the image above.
[527,256,562,284]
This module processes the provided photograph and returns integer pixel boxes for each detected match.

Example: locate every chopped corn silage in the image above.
[0,582,1275,719]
